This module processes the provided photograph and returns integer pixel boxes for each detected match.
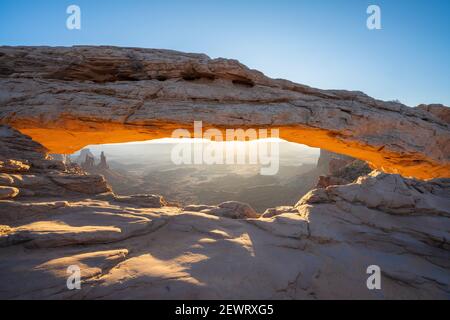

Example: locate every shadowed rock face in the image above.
[0,125,112,201]
[0,46,449,179]
[315,149,372,188]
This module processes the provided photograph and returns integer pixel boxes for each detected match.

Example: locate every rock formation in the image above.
[184,201,259,219]
[0,124,448,299]
[0,125,112,200]
[74,149,140,196]
[49,154,70,165]
[0,46,449,300]
[0,46,449,179]
[415,104,450,124]
[81,154,95,170]
[0,186,19,200]
[315,149,372,188]
[75,149,95,165]
[98,151,109,170]
[77,149,109,171]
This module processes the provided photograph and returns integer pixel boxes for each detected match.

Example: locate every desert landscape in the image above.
[70,140,322,211]
[0,46,449,299]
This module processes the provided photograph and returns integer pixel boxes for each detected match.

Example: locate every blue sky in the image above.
[1,0,449,107]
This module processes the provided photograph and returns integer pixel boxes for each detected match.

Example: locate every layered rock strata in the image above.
[0,46,449,299]
[0,46,449,179]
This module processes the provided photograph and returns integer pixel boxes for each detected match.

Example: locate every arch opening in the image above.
[17,120,449,180]
[66,138,328,212]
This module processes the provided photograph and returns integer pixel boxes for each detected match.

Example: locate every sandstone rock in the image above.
[0,47,449,300]
[298,171,450,216]
[315,149,372,188]
[261,206,297,218]
[0,248,129,299]
[0,200,69,224]
[0,173,14,185]
[0,173,70,197]
[0,200,168,248]
[0,186,19,199]
[0,159,30,173]
[30,159,66,171]
[316,149,353,174]
[331,159,372,181]
[329,157,354,175]
[183,204,216,212]
[0,125,141,200]
[316,175,350,188]
[0,173,448,299]
[189,201,259,219]
[217,201,259,219]
[183,201,259,219]
[0,125,47,162]
[0,47,449,179]
[416,104,450,124]
[113,194,167,208]
[81,154,95,170]
[98,151,109,170]
[0,225,11,235]
[249,213,310,239]
[4,172,111,197]
[290,172,450,299]
[75,148,95,165]
[49,153,70,164]
[48,174,112,195]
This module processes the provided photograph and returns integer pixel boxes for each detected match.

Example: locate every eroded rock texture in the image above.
[0,126,449,299]
[0,126,111,200]
[0,46,449,179]
[315,149,372,188]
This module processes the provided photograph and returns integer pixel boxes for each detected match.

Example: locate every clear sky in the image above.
[1,0,449,107]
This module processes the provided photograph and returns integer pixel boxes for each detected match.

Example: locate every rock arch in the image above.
[0,46,449,179]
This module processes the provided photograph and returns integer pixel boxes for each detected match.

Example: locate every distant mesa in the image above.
[74,149,110,171]
[76,148,95,165]
[98,151,109,170]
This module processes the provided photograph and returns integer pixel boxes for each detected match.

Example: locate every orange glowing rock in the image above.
[0,46,449,180]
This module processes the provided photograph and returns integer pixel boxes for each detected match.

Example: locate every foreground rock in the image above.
[185,201,259,219]
[0,186,19,200]
[112,194,167,208]
[0,127,448,299]
[0,200,170,248]
[298,171,450,217]
[315,149,372,188]
[1,169,448,299]
[0,125,111,199]
[1,46,449,179]
[261,206,297,218]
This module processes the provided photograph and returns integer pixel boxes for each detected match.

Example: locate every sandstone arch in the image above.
[0,46,449,179]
